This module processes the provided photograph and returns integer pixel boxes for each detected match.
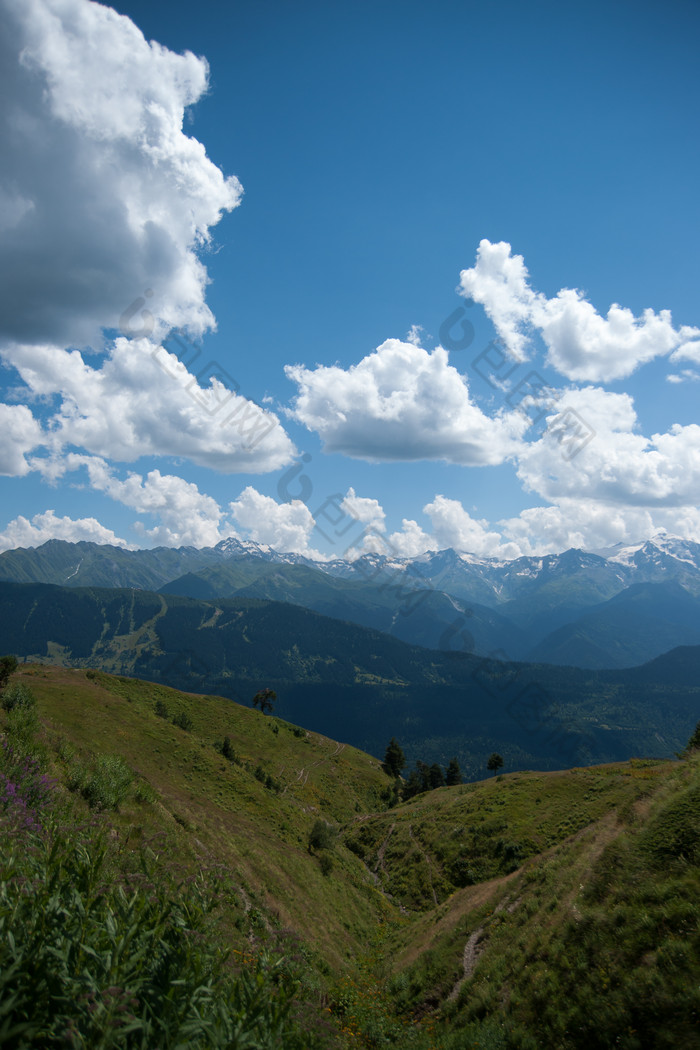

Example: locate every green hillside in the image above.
[7,664,391,973]
[2,664,700,1047]
[161,559,527,657]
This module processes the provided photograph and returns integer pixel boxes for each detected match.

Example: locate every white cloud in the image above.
[229,486,318,554]
[52,455,225,548]
[3,338,294,472]
[497,500,645,557]
[668,339,700,383]
[0,403,44,475]
[459,240,535,362]
[390,492,700,560]
[423,495,522,559]
[387,519,437,558]
[285,339,527,465]
[406,325,424,347]
[515,386,700,507]
[0,0,241,348]
[460,240,700,382]
[499,499,700,555]
[670,338,700,366]
[0,509,130,552]
[666,369,700,384]
[340,487,386,531]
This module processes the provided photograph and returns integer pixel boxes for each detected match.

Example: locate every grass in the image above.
[343,761,669,911]
[11,665,395,974]
[2,663,700,1048]
[0,801,332,1047]
[381,758,700,1048]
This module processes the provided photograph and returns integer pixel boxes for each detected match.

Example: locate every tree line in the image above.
[382,737,504,800]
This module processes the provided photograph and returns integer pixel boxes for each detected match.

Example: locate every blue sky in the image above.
[0,0,699,558]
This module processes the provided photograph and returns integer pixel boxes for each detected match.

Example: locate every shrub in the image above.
[81,754,133,811]
[319,852,334,876]
[0,819,328,1048]
[0,740,53,830]
[308,819,337,853]
[133,779,157,804]
[4,689,39,750]
[221,735,238,762]
[154,698,169,718]
[0,654,17,693]
[1,682,36,712]
[172,710,193,731]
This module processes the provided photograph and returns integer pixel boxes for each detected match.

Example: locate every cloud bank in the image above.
[0,509,130,551]
[0,0,296,548]
[4,338,293,473]
[460,240,700,382]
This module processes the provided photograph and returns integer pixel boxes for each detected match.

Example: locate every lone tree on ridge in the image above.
[252,688,277,715]
[487,752,504,776]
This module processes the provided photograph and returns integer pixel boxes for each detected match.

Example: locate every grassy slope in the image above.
[382,757,700,1048]
[15,664,394,974]
[6,664,700,1048]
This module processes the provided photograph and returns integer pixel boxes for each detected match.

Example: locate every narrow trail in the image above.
[290,740,346,791]
[447,930,484,1001]
[447,894,521,1002]
[375,823,395,877]
[408,824,439,908]
[310,741,345,767]
[357,846,409,916]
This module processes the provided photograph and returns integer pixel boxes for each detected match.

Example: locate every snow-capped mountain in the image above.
[317,535,700,605]
[214,537,315,567]
[592,533,700,573]
[1,534,699,669]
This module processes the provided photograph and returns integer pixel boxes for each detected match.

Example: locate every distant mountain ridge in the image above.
[1,533,699,668]
[1,578,699,778]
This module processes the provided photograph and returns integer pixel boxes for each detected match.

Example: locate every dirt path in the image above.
[310,741,345,767]
[408,824,439,908]
[447,894,520,1002]
[447,930,484,1000]
[375,823,395,876]
[290,740,346,793]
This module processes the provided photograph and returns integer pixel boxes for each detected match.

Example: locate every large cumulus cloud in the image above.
[285,339,527,465]
[0,0,241,348]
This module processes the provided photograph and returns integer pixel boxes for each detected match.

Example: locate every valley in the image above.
[1,579,698,780]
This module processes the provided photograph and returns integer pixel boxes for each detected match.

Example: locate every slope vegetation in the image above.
[1,665,699,1047]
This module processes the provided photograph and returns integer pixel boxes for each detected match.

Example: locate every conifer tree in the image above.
[0,654,17,695]
[685,720,700,752]
[446,757,462,785]
[487,752,504,775]
[382,737,406,778]
[428,763,446,789]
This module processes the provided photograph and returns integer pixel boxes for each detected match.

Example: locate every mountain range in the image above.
[1,533,700,668]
